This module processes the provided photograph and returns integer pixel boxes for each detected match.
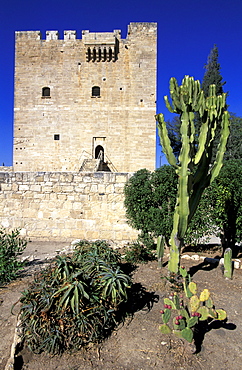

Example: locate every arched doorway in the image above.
[95,145,104,160]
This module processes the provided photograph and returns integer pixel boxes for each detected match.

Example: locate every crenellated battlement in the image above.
[15,29,121,41]
[15,22,157,41]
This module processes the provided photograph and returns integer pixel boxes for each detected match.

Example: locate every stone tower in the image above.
[13,23,157,172]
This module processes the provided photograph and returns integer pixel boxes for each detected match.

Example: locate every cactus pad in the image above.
[200,289,210,301]
[173,329,183,338]
[159,324,172,334]
[197,306,209,321]
[174,294,180,309]
[181,327,193,343]
[205,297,214,308]
[190,295,200,312]
[188,282,197,295]
[162,308,171,324]
[164,298,176,309]
[216,309,227,321]
[187,316,198,328]
[179,266,188,278]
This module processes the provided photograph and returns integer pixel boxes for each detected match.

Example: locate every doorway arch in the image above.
[95,145,104,160]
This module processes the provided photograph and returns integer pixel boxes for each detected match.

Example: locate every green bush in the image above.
[124,161,242,252]
[206,159,242,252]
[124,241,156,264]
[124,166,216,248]
[18,240,131,354]
[124,166,177,247]
[0,228,27,285]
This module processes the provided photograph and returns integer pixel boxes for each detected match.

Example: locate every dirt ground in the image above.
[1,241,242,370]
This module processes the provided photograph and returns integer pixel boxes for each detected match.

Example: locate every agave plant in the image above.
[98,267,131,305]
[17,240,131,354]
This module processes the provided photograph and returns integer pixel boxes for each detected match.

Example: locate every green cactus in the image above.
[224,247,233,279]
[159,269,227,345]
[156,76,230,273]
[157,235,165,268]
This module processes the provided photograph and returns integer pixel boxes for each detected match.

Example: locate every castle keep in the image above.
[0,23,157,243]
[14,23,157,173]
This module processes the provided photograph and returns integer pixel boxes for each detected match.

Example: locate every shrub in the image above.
[124,241,156,264]
[124,162,242,252]
[124,166,177,247]
[124,166,215,248]
[0,228,27,285]
[207,159,242,252]
[18,240,131,354]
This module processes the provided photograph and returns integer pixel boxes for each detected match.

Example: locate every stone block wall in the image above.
[0,171,138,244]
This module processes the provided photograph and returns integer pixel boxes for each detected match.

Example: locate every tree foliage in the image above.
[124,166,216,248]
[124,161,242,254]
[206,159,242,252]
[124,166,177,245]
[201,44,226,98]
[225,113,242,160]
[0,228,27,285]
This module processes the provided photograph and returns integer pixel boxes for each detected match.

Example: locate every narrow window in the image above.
[42,87,50,97]
[92,86,100,97]
[54,134,60,140]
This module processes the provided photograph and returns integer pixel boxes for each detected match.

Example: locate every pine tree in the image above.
[201,44,226,98]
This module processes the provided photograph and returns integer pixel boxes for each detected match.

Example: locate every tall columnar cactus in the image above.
[224,247,233,279]
[156,76,230,273]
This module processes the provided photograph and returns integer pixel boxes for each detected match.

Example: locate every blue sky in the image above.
[1,0,242,167]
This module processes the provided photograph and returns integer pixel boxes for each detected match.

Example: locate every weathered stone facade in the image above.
[0,171,138,243]
[13,23,157,173]
[1,23,157,243]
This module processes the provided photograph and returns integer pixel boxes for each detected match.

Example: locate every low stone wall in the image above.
[0,166,13,172]
[0,171,138,244]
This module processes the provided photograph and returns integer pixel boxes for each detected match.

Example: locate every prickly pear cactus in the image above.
[156,76,230,273]
[159,268,227,345]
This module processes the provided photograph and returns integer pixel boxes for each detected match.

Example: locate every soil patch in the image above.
[1,242,242,370]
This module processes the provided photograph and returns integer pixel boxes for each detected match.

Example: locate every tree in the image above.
[207,159,242,253]
[124,165,217,249]
[201,44,226,98]
[124,166,177,246]
[156,76,230,273]
[225,113,242,160]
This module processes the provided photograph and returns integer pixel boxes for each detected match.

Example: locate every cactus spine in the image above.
[156,76,230,273]
[224,247,233,279]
